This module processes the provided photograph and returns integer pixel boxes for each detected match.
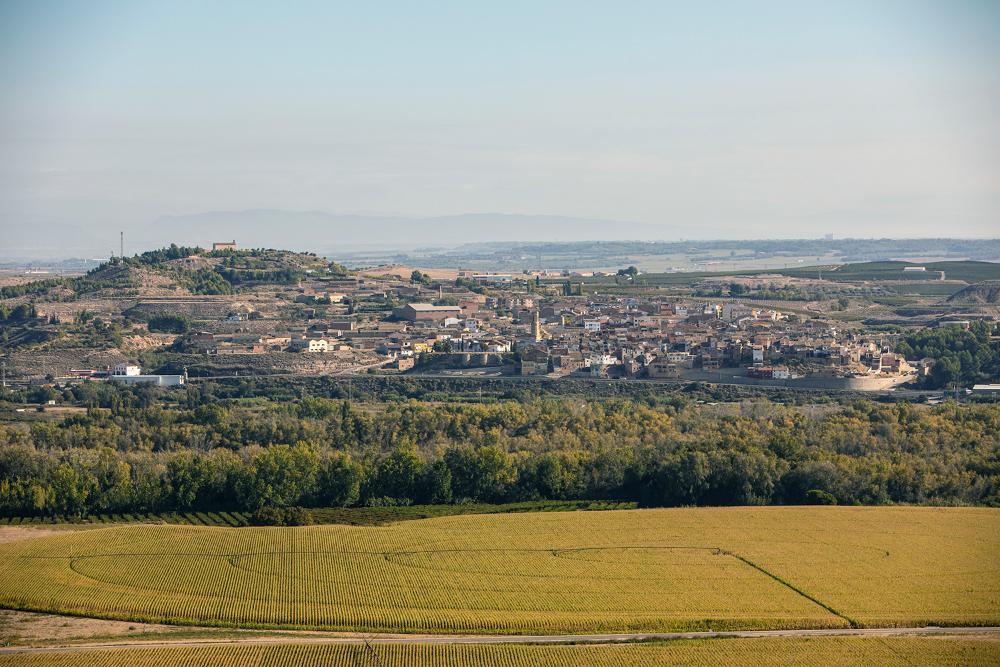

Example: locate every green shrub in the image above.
[148,313,191,334]
[804,489,838,505]
[250,506,314,526]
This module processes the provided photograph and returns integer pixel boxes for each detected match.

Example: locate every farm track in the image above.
[2,625,999,654]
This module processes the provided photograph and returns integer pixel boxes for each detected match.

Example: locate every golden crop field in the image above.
[0,507,996,634]
[2,637,1000,667]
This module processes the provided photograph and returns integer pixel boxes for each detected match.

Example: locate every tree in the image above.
[148,313,190,334]
[4,303,37,322]
[930,356,961,390]
[778,460,839,504]
[654,451,710,506]
[242,444,320,509]
[445,445,515,502]
[50,464,90,517]
[531,452,583,500]
[91,449,132,513]
[318,453,362,507]
[420,459,453,504]
[374,447,425,502]
[167,453,208,510]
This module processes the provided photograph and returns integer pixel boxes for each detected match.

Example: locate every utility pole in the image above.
[1,361,6,388]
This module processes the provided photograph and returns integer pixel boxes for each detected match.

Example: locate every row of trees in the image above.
[6,432,990,519]
[1,384,997,516]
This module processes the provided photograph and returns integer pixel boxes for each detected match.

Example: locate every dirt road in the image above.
[2,625,998,655]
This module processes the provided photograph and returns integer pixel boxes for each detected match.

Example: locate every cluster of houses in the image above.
[163,268,923,389]
[499,296,918,383]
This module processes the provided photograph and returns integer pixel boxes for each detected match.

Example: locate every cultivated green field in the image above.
[2,637,999,667]
[0,507,996,634]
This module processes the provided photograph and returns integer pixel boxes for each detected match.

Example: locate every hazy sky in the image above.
[2,0,999,246]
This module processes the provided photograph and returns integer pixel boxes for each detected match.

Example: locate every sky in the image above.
[1,0,999,254]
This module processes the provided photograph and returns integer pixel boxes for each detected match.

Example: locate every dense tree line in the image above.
[177,268,233,295]
[0,280,64,300]
[146,313,192,334]
[0,303,38,322]
[125,244,203,266]
[1,383,997,518]
[896,321,999,388]
[214,266,303,285]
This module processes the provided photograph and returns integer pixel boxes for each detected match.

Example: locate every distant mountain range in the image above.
[0,210,661,260]
[3,211,999,264]
[149,210,660,253]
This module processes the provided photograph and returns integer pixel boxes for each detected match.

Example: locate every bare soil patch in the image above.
[0,527,67,545]
[364,265,461,281]
[0,611,181,644]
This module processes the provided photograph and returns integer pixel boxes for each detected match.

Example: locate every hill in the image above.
[947,280,1000,305]
[0,246,343,302]
[793,260,1000,283]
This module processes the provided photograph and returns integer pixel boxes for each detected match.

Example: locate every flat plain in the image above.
[0,507,996,634]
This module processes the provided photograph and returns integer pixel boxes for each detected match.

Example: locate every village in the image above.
[152,255,928,392]
[5,240,997,394]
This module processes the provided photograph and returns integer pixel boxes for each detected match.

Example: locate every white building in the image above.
[110,364,184,387]
[473,274,513,285]
[291,338,329,353]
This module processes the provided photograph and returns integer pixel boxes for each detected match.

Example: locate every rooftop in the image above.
[406,303,462,311]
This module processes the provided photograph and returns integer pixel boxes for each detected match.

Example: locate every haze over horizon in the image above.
[2,1,1000,258]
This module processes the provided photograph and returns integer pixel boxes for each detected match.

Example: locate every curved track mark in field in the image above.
[42,543,859,627]
[23,544,723,561]
[57,545,729,590]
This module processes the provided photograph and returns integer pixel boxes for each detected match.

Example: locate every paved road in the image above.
[2,626,998,654]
